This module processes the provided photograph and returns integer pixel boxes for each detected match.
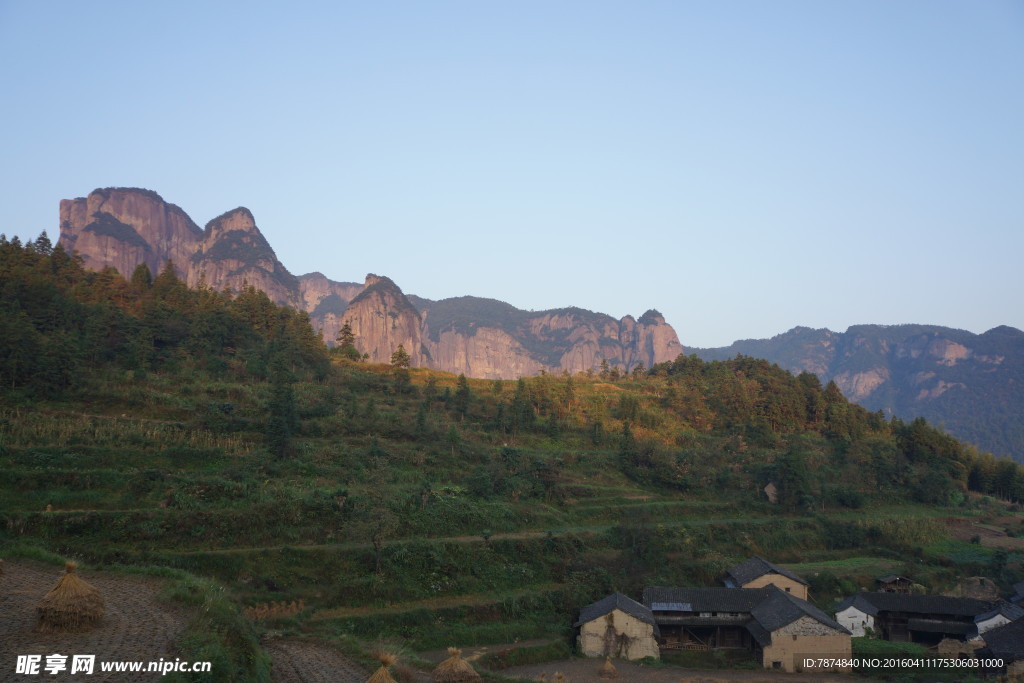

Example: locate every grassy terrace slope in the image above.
[1,237,1023,679]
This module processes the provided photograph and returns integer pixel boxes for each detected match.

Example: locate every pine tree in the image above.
[390,344,411,368]
[130,262,153,291]
[454,373,472,419]
[335,320,361,361]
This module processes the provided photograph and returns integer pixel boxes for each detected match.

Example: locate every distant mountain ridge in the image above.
[689,325,1024,463]
[58,187,683,379]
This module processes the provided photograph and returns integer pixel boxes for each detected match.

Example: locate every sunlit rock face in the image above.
[58,187,686,379]
[60,188,203,280]
[59,188,301,307]
[341,274,426,366]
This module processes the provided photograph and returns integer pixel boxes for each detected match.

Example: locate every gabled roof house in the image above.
[723,557,809,600]
[574,592,660,660]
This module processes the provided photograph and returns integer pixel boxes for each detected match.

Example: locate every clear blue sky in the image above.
[2,1,1021,347]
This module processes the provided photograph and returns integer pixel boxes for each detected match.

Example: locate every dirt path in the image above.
[0,560,189,682]
[418,638,556,665]
[500,658,854,682]
[264,639,369,683]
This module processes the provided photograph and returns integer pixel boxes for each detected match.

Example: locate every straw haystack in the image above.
[599,656,618,678]
[432,647,480,682]
[36,562,105,632]
[366,652,398,683]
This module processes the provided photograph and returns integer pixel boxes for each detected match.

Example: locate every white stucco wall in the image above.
[835,606,873,637]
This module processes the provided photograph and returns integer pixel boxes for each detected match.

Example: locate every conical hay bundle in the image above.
[366,652,398,683]
[36,562,105,633]
[432,647,481,682]
[599,656,618,678]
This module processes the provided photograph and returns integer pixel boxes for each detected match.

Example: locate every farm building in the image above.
[875,574,913,594]
[574,592,660,660]
[641,585,851,673]
[748,587,852,673]
[643,586,771,651]
[722,556,809,600]
[834,592,994,645]
[973,601,1024,638]
[976,618,1024,679]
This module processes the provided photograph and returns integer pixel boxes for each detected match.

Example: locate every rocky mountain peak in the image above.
[638,309,665,325]
[203,207,257,237]
[57,186,685,380]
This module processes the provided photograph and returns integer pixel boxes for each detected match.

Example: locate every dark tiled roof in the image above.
[751,586,850,635]
[1011,581,1024,603]
[835,593,879,617]
[876,574,911,583]
[906,618,974,635]
[832,592,993,617]
[980,618,1024,659]
[746,620,771,648]
[975,601,1024,624]
[574,592,660,636]
[643,586,772,614]
[725,556,808,587]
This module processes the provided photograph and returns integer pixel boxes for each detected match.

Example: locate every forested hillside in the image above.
[690,324,1024,463]
[2,233,1023,681]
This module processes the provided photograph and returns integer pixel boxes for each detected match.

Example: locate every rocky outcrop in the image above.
[189,208,300,307]
[299,273,364,346]
[57,187,685,379]
[59,188,300,306]
[60,188,202,279]
[342,275,426,366]
[428,327,544,379]
[417,298,683,379]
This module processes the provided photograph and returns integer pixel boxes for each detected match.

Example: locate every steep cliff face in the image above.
[342,274,426,366]
[58,187,686,380]
[419,298,683,379]
[189,208,300,307]
[59,188,203,278]
[59,188,300,306]
[691,325,1024,462]
[428,327,544,379]
[299,273,365,346]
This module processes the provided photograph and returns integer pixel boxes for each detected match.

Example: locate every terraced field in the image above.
[3,357,1022,681]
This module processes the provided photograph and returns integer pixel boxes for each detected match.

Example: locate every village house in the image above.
[574,592,661,660]
[723,556,809,600]
[834,592,994,644]
[875,574,913,594]
[640,585,851,673]
[748,586,852,673]
[575,558,852,673]
[976,618,1024,679]
[972,600,1024,638]
[643,586,771,651]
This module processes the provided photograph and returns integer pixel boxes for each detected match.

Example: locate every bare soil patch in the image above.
[0,560,189,681]
[946,518,1024,550]
[264,639,369,683]
[499,658,853,682]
